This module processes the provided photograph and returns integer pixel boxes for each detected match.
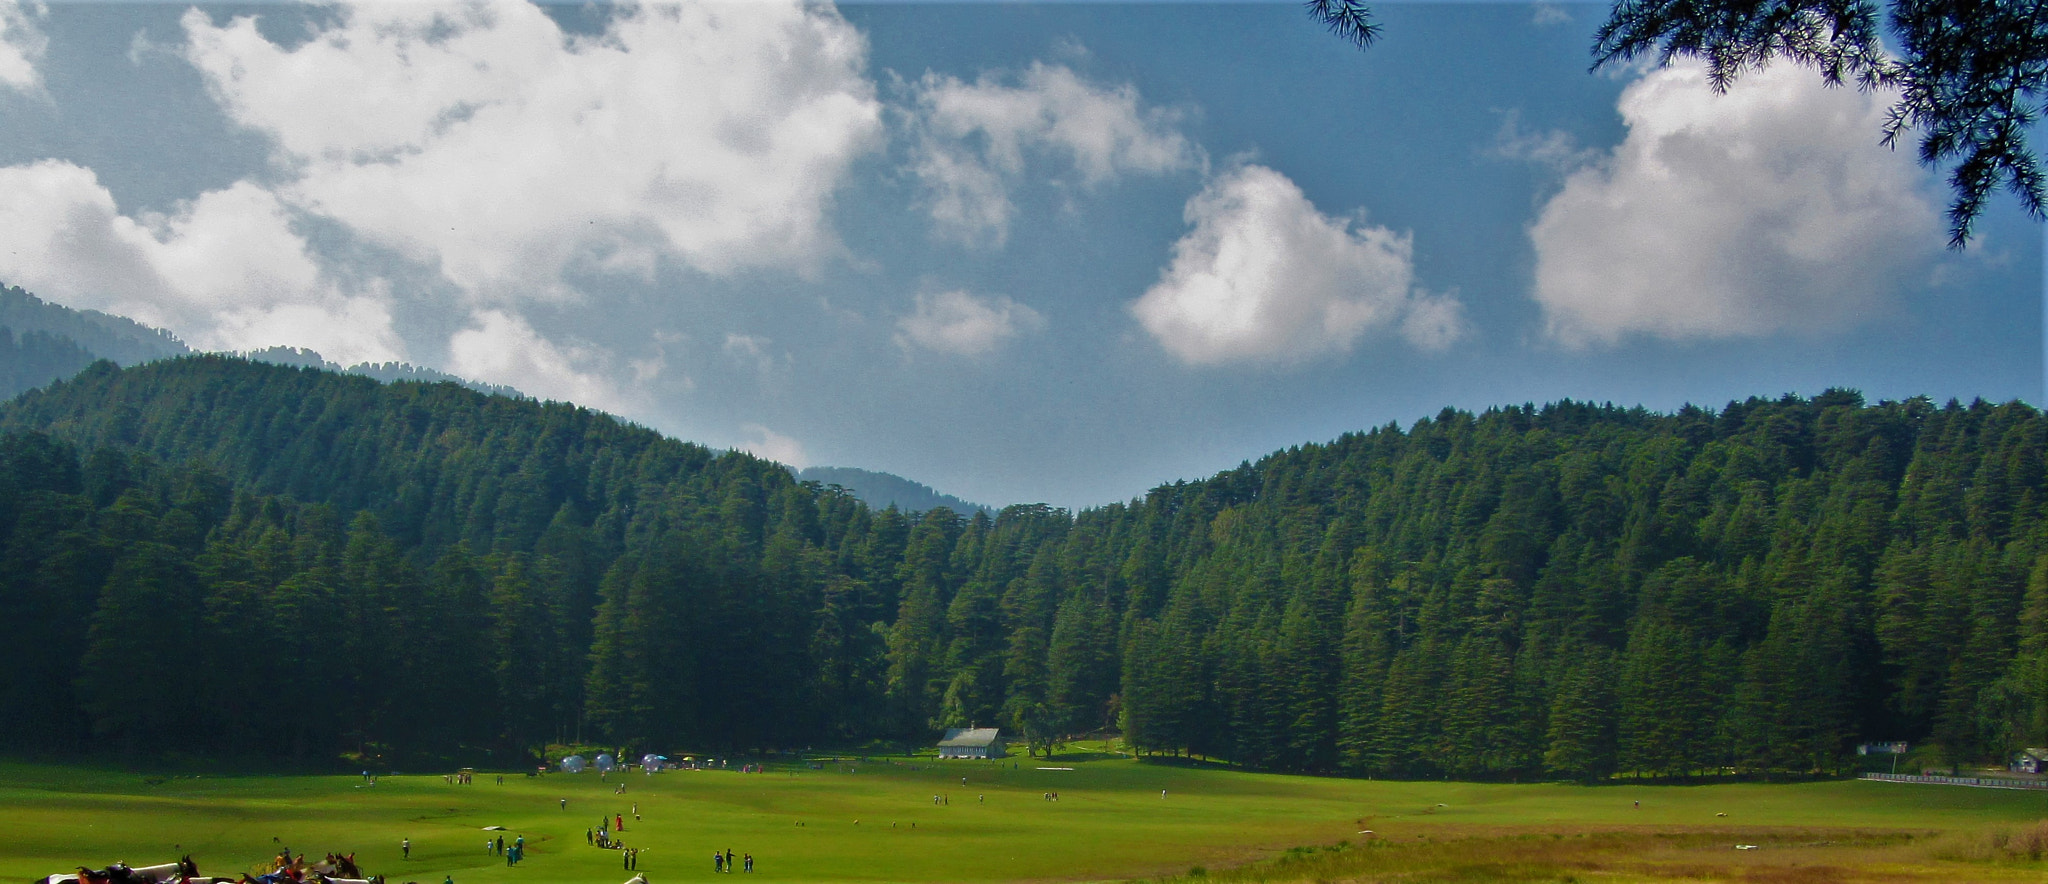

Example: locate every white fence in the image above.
[1860,772,2048,790]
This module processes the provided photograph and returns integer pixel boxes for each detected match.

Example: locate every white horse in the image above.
[128,857,197,883]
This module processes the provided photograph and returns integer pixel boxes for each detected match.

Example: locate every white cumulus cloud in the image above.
[1529,59,1942,347]
[895,289,1045,357]
[739,423,809,468]
[182,0,885,302]
[1131,164,1462,366]
[0,160,404,365]
[448,309,632,413]
[0,0,47,93]
[908,61,1202,246]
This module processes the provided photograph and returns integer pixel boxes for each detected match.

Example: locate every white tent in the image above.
[561,755,587,773]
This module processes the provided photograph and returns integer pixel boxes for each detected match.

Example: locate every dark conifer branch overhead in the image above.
[1307,0,1380,50]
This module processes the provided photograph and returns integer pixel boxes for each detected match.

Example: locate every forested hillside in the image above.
[0,356,2041,782]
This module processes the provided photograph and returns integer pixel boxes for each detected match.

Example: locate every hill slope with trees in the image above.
[0,355,2041,780]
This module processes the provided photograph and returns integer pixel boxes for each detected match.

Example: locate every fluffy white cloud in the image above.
[1530,59,1942,346]
[1131,165,1462,366]
[0,160,404,365]
[182,0,884,301]
[895,289,1045,357]
[738,423,809,468]
[448,309,631,413]
[0,0,46,92]
[909,61,1202,245]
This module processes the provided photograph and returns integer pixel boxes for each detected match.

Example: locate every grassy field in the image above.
[4,752,2048,883]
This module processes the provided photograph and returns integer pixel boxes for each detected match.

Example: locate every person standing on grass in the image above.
[715,851,723,873]
[402,838,410,860]
[744,853,752,872]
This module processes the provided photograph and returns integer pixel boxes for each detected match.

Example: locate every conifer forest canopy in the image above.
[0,356,2042,780]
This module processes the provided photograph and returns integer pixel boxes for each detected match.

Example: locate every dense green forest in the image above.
[0,355,2042,782]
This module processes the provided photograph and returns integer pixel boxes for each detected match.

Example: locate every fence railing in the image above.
[1860,772,2048,790]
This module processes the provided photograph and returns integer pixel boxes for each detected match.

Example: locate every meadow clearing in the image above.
[4,752,2048,883]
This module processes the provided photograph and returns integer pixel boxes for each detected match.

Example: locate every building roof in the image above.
[938,727,1003,748]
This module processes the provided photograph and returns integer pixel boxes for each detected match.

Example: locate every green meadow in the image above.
[5,753,2048,883]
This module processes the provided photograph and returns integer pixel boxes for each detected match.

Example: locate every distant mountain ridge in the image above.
[0,283,188,367]
[0,285,982,517]
[236,346,524,399]
[796,465,995,515]
[0,283,522,400]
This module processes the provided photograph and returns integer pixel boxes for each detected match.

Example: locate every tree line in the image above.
[0,356,2041,780]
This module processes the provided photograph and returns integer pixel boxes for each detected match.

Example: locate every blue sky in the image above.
[0,0,2038,510]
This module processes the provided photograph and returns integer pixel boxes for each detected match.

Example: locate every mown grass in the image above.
[3,755,2046,883]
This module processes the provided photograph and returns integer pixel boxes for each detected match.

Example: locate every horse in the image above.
[127,857,196,883]
[69,864,132,884]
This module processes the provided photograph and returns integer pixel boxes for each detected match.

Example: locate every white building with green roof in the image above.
[937,727,1006,759]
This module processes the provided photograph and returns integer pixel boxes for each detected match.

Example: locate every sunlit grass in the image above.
[2,755,2045,883]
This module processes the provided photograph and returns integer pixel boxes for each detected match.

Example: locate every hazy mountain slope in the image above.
[0,284,190,367]
[239,346,525,399]
[797,465,995,515]
[0,284,522,401]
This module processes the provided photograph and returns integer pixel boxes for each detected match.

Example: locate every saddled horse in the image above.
[301,855,357,880]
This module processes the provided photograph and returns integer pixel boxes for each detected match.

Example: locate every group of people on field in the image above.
[486,834,525,865]
[712,848,753,873]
